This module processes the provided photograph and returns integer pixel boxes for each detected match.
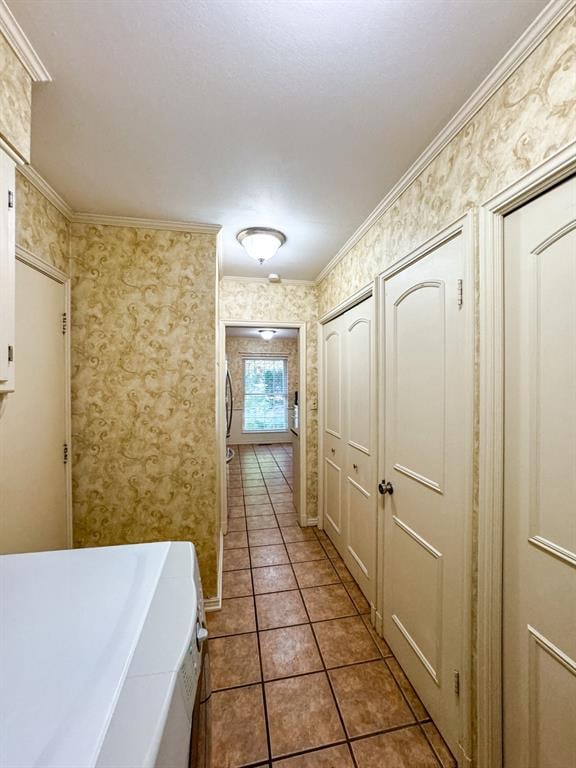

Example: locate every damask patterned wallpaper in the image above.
[219,279,319,521]
[318,8,576,315]
[0,32,32,162]
[70,224,220,596]
[16,172,71,273]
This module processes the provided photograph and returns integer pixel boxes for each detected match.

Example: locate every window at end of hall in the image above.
[243,357,288,433]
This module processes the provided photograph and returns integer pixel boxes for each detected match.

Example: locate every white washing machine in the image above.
[0,541,210,768]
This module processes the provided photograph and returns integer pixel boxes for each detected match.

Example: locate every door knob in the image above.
[331,448,335,454]
[378,481,394,495]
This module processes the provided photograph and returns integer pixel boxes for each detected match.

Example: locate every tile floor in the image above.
[208,443,456,768]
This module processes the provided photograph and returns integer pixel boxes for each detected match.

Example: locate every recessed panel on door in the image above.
[324,457,342,534]
[393,282,445,493]
[347,317,371,453]
[324,331,341,437]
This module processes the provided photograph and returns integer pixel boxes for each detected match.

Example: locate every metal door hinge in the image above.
[63,443,69,465]
[453,670,460,696]
[7,189,14,209]
[62,312,67,335]
[7,345,13,363]
[457,279,463,308]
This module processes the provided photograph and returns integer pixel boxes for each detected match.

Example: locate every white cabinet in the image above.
[0,148,16,393]
[321,296,377,605]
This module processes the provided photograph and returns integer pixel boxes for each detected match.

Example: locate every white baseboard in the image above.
[204,530,223,612]
[305,517,319,527]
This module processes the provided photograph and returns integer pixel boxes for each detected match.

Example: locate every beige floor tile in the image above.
[248,528,284,547]
[301,584,357,622]
[386,658,429,721]
[227,517,247,532]
[209,633,261,690]
[255,590,308,630]
[276,513,299,527]
[344,581,371,614]
[222,569,253,598]
[245,503,274,516]
[351,726,438,768]
[286,540,327,563]
[266,673,345,758]
[260,624,323,680]
[313,616,380,668]
[253,564,298,594]
[246,514,278,529]
[329,660,414,738]
[273,744,354,767]
[228,506,246,518]
[250,544,289,567]
[223,548,250,572]
[360,614,392,657]
[421,722,457,767]
[292,560,340,589]
[206,596,256,638]
[211,684,268,767]
[224,531,248,550]
[281,526,317,543]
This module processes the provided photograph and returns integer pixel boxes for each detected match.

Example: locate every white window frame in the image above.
[242,355,289,434]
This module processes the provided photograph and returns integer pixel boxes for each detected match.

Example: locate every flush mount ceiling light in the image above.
[258,329,277,341]
[237,227,286,264]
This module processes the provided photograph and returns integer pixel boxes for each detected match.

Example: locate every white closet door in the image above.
[503,175,576,767]
[0,259,69,553]
[322,315,345,553]
[343,297,376,603]
[382,232,468,756]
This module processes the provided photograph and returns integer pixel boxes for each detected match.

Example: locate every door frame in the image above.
[14,245,73,548]
[217,320,308,534]
[378,212,475,764]
[477,140,576,768]
[317,282,378,616]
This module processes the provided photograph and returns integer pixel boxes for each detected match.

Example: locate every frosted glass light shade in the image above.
[237,227,286,264]
[258,329,276,341]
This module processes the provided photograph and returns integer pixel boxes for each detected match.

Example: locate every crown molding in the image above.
[71,212,221,234]
[18,165,220,233]
[220,275,316,287]
[17,164,74,218]
[0,0,51,82]
[315,0,575,285]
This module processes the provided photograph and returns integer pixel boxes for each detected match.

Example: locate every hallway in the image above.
[207,444,456,767]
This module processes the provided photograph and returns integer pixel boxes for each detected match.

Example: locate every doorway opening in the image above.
[218,322,307,537]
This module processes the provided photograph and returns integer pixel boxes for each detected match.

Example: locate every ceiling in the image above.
[226,327,298,340]
[9,0,547,280]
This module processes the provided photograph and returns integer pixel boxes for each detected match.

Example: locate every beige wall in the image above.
[16,172,71,273]
[226,335,298,444]
[220,279,319,521]
[70,223,220,596]
[0,32,32,162]
[318,9,576,315]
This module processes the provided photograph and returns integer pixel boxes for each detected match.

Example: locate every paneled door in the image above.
[381,226,471,757]
[322,314,345,554]
[0,257,69,553]
[322,296,376,605]
[343,298,376,602]
[503,176,576,767]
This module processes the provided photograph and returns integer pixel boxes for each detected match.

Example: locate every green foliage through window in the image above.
[243,357,288,432]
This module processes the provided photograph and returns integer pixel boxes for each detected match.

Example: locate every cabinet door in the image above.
[322,315,345,555]
[0,149,16,392]
[343,297,376,604]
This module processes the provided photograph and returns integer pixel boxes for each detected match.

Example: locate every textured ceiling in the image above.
[9,0,548,279]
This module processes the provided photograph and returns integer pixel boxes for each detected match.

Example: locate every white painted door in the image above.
[382,230,470,757]
[0,258,69,553]
[503,176,576,767]
[343,298,376,603]
[322,314,345,553]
